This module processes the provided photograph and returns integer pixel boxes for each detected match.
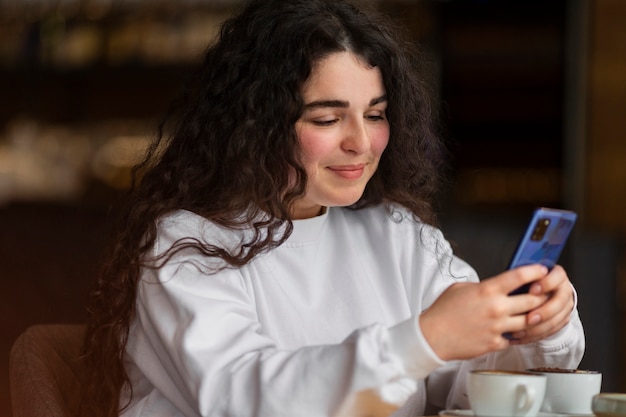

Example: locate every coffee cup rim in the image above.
[471,370,545,377]
[526,368,601,374]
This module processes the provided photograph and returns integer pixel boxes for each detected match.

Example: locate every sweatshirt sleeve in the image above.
[122,210,448,417]
[127,257,427,417]
[403,223,585,413]
[425,290,585,412]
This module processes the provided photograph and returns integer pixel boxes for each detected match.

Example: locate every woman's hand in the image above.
[418,264,573,361]
[508,265,574,344]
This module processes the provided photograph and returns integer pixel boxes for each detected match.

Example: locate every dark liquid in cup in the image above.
[528,367,598,374]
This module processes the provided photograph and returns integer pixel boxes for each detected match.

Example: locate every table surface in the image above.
[333,389,600,417]
[335,389,400,417]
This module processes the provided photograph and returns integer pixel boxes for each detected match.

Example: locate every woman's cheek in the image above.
[299,129,334,161]
[372,125,390,155]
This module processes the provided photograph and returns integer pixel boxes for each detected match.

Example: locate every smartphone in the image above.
[507,207,577,296]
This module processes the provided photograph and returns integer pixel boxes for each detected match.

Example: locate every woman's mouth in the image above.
[327,164,366,180]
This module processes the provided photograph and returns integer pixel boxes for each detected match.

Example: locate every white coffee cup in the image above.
[528,368,602,415]
[468,370,547,417]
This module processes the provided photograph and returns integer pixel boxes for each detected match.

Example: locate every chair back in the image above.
[9,324,87,417]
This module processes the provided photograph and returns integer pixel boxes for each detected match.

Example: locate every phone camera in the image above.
[531,218,550,241]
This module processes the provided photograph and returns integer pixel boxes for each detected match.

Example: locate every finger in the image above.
[515,308,568,341]
[502,313,538,337]
[527,280,575,324]
[510,293,549,316]
[514,307,572,343]
[536,292,574,330]
[528,265,568,295]
[514,292,574,342]
[486,264,549,295]
[525,303,572,333]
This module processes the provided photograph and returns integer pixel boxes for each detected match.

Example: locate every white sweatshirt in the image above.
[121,205,584,417]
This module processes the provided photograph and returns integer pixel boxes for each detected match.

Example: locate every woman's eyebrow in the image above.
[370,95,387,106]
[303,95,387,109]
[304,99,349,109]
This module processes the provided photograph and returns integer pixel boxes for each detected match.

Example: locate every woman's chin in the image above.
[327,194,365,209]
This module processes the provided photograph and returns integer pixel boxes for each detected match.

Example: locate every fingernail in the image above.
[530,283,542,294]
[529,314,541,325]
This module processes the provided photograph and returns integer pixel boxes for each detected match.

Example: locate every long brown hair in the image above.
[81,0,446,414]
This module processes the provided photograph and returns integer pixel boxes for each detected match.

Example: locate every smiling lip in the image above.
[328,164,366,180]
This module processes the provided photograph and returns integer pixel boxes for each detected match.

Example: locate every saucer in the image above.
[593,393,626,417]
[439,410,561,417]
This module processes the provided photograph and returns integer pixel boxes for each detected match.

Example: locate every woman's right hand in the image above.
[418,264,550,361]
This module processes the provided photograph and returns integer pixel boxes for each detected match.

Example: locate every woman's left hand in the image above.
[509,265,574,344]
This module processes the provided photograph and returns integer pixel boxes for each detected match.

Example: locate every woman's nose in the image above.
[341,120,370,154]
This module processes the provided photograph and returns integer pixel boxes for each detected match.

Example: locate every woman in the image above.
[82,0,584,416]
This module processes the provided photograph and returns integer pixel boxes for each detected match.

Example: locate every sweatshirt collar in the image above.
[287,207,330,244]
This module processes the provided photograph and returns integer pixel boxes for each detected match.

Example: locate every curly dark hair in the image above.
[81,0,446,415]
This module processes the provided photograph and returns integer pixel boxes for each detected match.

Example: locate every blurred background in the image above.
[1,0,624,415]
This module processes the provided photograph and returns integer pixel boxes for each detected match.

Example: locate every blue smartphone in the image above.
[507,207,577,296]
[503,208,577,340]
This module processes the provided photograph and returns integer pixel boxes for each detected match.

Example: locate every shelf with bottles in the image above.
[0,116,155,205]
[0,2,236,71]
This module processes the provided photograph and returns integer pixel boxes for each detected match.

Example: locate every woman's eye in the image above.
[312,119,338,126]
[366,113,386,121]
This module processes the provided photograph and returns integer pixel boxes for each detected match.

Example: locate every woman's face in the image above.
[292,51,390,219]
